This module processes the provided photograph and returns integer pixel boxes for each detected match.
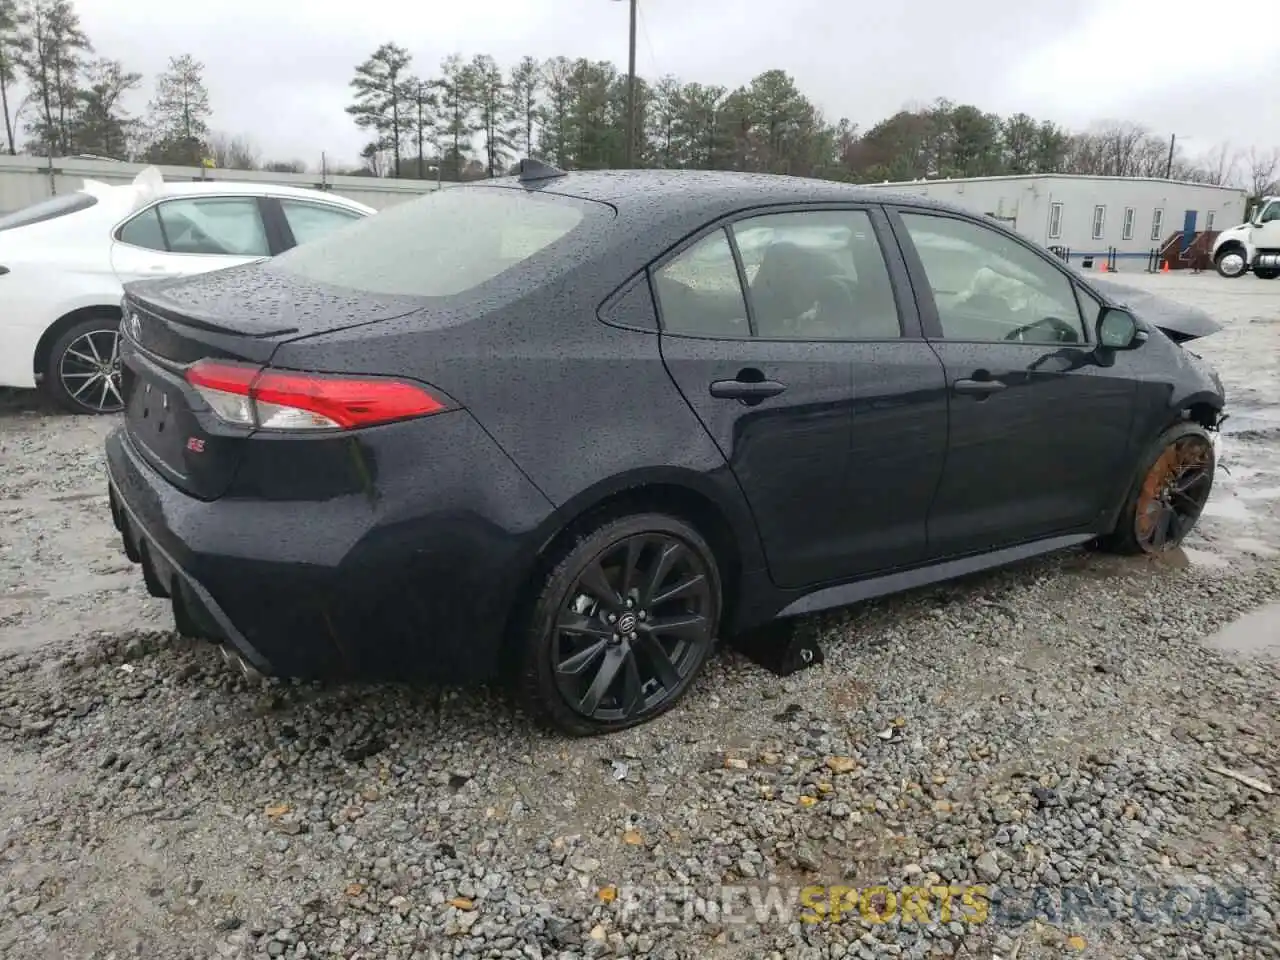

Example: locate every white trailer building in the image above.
[863,174,1248,272]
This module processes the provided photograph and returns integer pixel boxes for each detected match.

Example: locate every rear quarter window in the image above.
[267,185,609,298]
[0,192,98,232]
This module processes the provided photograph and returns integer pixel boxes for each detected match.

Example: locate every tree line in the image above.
[0,0,309,170]
[2,1,1278,197]
[346,43,1280,197]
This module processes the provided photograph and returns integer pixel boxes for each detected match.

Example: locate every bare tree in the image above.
[1246,146,1279,197]
[262,159,305,173]
[206,131,260,170]
[1197,142,1240,186]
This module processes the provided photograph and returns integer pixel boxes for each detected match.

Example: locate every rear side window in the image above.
[652,229,750,338]
[118,207,166,250]
[0,192,98,232]
[270,186,603,297]
[654,210,903,340]
[279,199,365,247]
[157,197,270,257]
[733,210,901,339]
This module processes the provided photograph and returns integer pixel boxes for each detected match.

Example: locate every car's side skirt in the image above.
[773,533,1095,620]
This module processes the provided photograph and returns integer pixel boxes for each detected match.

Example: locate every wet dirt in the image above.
[1203,601,1280,659]
[0,389,170,655]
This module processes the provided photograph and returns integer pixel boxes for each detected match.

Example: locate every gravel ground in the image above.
[0,272,1277,960]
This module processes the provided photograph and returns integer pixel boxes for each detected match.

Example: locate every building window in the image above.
[1122,207,1135,240]
[1092,205,1106,240]
[1047,202,1063,240]
[1206,211,1216,232]
[1151,208,1165,241]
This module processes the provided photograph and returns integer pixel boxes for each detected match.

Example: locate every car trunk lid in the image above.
[120,267,425,500]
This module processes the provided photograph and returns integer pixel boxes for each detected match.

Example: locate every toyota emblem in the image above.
[127,311,142,341]
[617,613,638,634]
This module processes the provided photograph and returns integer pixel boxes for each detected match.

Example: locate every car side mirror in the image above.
[1097,307,1146,350]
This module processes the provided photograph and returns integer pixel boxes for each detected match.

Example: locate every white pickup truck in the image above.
[1212,195,1280,279]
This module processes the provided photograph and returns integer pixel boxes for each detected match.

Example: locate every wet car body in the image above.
[105,167,1226,721]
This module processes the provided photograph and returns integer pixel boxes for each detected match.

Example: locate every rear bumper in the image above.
[104,413,557,684]
[107,466,274,673]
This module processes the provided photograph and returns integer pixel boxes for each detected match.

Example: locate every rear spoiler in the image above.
[79,166,165,210]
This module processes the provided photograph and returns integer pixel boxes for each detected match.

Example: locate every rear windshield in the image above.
[268,185,609,297]
[0,192,98,232]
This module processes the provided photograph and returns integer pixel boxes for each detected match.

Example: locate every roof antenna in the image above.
[517,158,567,183]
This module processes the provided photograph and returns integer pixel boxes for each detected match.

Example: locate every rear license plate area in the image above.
[124,363,202,477]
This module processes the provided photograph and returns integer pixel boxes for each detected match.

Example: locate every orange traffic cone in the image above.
[1161,260,1170,273]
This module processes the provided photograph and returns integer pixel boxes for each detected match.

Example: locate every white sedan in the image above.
[0,168,375,413]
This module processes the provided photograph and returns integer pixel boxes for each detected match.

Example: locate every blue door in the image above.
[1181,210,1197,255]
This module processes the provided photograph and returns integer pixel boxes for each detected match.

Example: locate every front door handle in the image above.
[709,378,787,402]
[953,378,1007,396]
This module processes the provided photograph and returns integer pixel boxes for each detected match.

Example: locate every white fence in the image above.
[0,155,441,213]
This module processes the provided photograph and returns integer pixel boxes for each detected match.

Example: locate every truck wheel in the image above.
[1255,267,1279,280]
[1214,247,1248,278]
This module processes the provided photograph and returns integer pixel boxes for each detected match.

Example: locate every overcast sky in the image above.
[72,0,1279,172]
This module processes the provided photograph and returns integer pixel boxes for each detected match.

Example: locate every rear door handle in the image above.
[953,378,1007,396]
[709,378,787,402]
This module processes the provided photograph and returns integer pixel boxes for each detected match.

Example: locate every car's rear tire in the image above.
[1254,267,1279,280]
[41,314,124,415]
[516,512,722,736]
[1097,422,1216,556]
[1214,246,1248,278]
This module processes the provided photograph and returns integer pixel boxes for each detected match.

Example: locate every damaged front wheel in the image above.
[1099,422,1217,555]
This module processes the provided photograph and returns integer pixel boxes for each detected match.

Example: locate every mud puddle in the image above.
[1203,602,1280,659]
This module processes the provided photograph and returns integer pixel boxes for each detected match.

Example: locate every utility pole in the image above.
[1164,133,1176,180]
[613,0,638,168]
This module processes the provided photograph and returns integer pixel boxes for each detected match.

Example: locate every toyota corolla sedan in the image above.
[105,162,1227,735]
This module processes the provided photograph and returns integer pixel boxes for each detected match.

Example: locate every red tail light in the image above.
[185,360,447,431]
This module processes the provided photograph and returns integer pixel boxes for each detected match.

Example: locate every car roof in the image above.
[485,169,979,249]
[130,179,373,211]
[525,169,945,218]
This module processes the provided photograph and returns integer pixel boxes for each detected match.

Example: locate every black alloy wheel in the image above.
[519,513,721,735]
